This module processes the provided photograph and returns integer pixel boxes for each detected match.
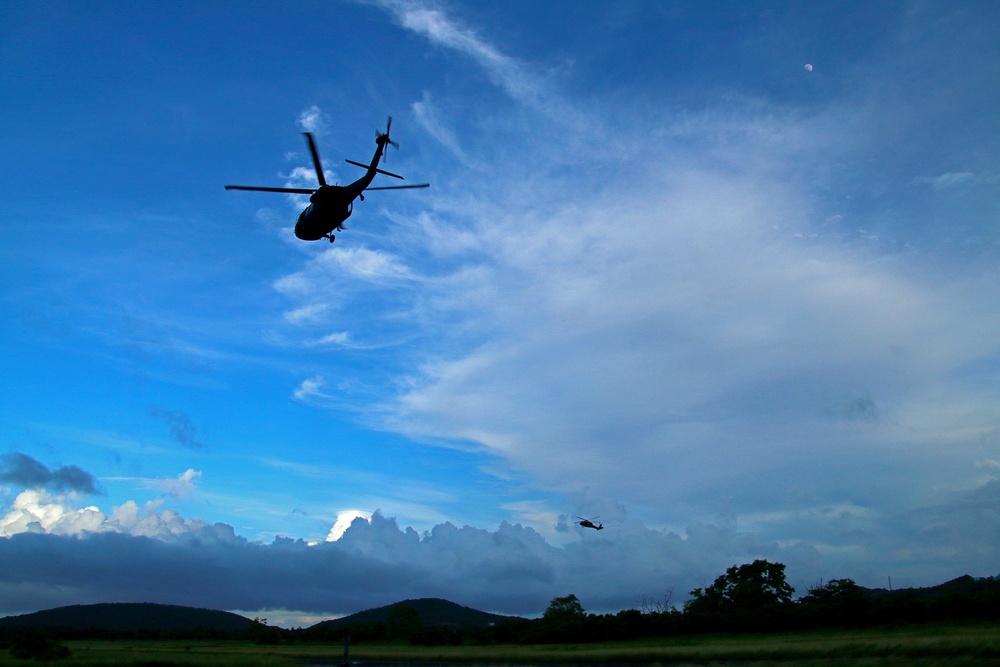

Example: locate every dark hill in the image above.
[0,603,255,633]
[310,598,515,630]
[862,574,1000,600]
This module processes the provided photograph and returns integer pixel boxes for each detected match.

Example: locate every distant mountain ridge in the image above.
[862,574,999,599]
[1,577,995,635]
[0,602,255,632]
[311,598,515,630]
[0,599,513,633]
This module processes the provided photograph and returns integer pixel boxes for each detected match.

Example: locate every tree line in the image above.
[3,560,999,655]
[301,561,999,646]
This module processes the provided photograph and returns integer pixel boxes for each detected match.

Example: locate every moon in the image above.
[804,63,814,72]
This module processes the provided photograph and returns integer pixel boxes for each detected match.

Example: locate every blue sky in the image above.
[2,0,999,626]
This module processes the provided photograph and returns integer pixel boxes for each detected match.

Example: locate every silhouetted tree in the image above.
[685,559,794,631]
[798,578,870,627]
[543,594,586,621]
[638,589,675,614]
[246,617,284,644]
[538,594,587,642]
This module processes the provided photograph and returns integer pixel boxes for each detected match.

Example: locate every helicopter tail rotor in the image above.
[376,116,400,160]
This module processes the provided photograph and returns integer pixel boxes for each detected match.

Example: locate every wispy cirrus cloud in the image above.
[377,0,540,105]
[374,0,587,129]
[412,90,468,163]
[101,469,202,500]
[274,247,419,294]
[284,303,330,326]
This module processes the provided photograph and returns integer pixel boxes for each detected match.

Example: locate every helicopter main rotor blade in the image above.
[365,183,430,190]
[225,185,316,194]
[303,132,327,187]
[344,159,404,179]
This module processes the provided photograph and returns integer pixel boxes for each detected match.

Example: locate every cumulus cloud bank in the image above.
[0,443,996,618]
[1,485,998,620]
[0,492,822,617]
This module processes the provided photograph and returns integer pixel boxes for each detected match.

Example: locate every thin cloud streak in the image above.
[411,91,469,164]
[379,1,541,106]
[375,0,590,131]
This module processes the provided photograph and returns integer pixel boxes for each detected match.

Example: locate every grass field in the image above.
[6,623,996,667]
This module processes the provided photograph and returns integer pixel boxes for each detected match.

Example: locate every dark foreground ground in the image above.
[6,622,996,667]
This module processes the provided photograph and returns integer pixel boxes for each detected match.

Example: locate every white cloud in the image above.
[297,105,330,135]
[291,376,364,411]
[275,247,419,314]
[916,172,975,189]
[104,469,203,500]
[0,490,207,539]
[161,468,201,498]
[0,490,105,537]
[317,246,418,283]
[300,330,389,350]
[283,165,330,195]
[326,509,373,542]
[284,303,329,326]
[293,376,328,402]
[304,331,352,347]
[109,499,208,538]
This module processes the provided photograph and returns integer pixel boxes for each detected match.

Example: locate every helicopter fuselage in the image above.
[294,185,353,241]
[294,142,384,241]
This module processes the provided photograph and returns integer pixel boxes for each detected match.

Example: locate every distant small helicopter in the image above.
[576,516,604,530]
[225,117,429,243]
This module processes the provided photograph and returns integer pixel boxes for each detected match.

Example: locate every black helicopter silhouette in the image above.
[225,117,429,243]
[576,516,604,530]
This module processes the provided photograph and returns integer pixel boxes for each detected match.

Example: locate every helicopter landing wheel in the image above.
[325,234,336,243]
